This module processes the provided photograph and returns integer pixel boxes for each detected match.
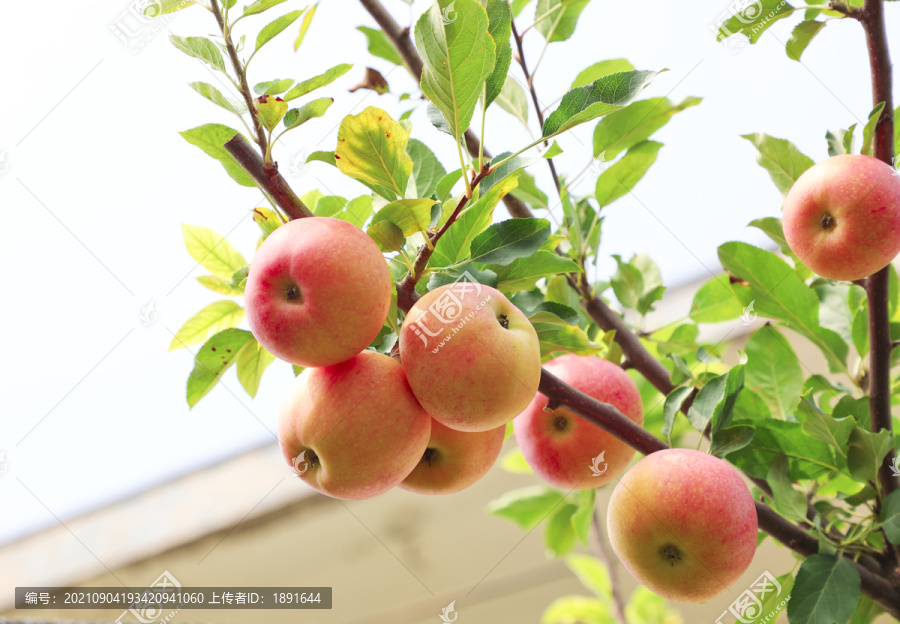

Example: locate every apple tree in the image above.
[156,0,900,621]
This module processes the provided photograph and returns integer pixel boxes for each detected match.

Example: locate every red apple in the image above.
[245,217,392,367]
[607,448,758,602]
[278,351,431,500]
[513,355,643,489]
[783,154,900,281]
[399,283,541,432]
[400,420,506,494]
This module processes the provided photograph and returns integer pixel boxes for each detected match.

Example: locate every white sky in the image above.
[0,0,896,546]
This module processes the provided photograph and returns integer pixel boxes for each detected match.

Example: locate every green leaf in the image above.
[542,140,563,159]
[406,139,446,199]
[826,127,855,156]
[729,419,838,480]
[741,133,815,196]
[335,107,413,199]
[371,199,436,236]
[767,453,808,522]
[860,102,886,156]
[492,251,581,292]
[293,2,317,51]
[541,596,613,624]
[710,425,756,458]
[357,26,403,65]
[431,173,519,266]
[625,587,682,624]
[144,0,198,15]
[847,427,893,482]
[255,94,288,131]
[545,502,578,557]
[335,195,375,227]
[196,275,244,296]
[724,572,793,624]
[283,96,333,130]
[482,0,512,110]
[253,78,294,96]
[253,207,283,239]
[235,339,276,397]
[852,298,869,356]
[595,140,661,207]
[662,386,693,445]
[169,301,244,352]
[255,9,305,52]
[242,0,288,17]
[787,554,860,624]
[718,242,848,374]
[189,82,243,115]
[169,35,226,72]
[181,224,247,278]
[511,171,548,210]
[686,369,743,433]
[542,70,661,139]
[436,169,463,201]
[481,153,539,194]
[499,447,533,473]
[787,20,826,61]
[797,399,854,457]
[715,0,795,44]
[470,218,550,266]
[529,310,604,357]
[570,489,596,546]
[690,277,743,323]
[565,555,611,601]
[284,63,352,100]
[179,124,255,187]
[313,196,347,217]
[366,220,405,252]
[611,255,642,309]
[593,96,700,161]
[881,490,900,545]
[487,486,566,530]
[534,0,591,43]
[744,325,802,420]
[415,0,497,139]
[186,328,255,408]
[495,77,529,127]
[572,59,634,88]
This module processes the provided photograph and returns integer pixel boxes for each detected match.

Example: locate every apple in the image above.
[606,448,758,603]
[245,216,392,367]
[782,154,900,281]
[400,419,506,494]
[278,350,431,500]
[513,355,643,489]
[399,283,541,432]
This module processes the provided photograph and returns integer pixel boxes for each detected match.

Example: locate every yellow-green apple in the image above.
[400,420,506,494]
[278,351,431,500]
[399,283,541,432]
[607,448,757,602]
[783,154,900,281]
[245,217,391,367]
[513,355,643,489]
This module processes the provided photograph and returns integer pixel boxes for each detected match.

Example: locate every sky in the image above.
[0,0,896,546]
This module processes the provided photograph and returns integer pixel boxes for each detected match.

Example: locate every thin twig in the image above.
[225,135,313,219]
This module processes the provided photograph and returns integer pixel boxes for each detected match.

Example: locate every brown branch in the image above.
[510,18,563,193]
[209,0,268,157]
[225,134,313,219]
[859,0,900,511]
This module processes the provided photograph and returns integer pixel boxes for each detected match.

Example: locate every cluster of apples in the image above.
[244,215,544,499]
[245,216,760,603]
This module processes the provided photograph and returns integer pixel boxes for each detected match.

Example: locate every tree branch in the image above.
[225,134,313,219]
[590,509,627,624]
[210,0,268,157]
[860,0,900,510]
